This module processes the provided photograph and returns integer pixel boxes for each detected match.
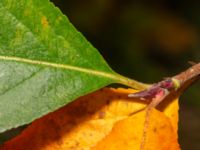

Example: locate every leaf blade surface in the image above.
[0,0,118,132]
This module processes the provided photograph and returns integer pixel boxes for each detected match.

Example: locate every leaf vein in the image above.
[0,55,119,81]
[0,68,44,97]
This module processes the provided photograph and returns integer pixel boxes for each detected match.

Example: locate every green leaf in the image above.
[0,0,147,133]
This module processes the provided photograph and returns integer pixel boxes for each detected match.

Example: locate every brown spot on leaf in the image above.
[153,127,157,133]
[98,111,106,119]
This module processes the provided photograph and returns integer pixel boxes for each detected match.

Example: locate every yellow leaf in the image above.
[0,88,180,150]
[93,109,180,150]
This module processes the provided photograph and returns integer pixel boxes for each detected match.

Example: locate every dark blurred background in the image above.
[1,0,199,149]
[51,0,200,149]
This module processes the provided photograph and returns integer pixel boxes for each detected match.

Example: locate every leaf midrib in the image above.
[0,55,120,81]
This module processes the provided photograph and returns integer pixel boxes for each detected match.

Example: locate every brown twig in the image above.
[174,63,200,91]
[129,63,200,150]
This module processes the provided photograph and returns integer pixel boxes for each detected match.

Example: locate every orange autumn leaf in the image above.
[0,88,180,150]
[93,109,179,150]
